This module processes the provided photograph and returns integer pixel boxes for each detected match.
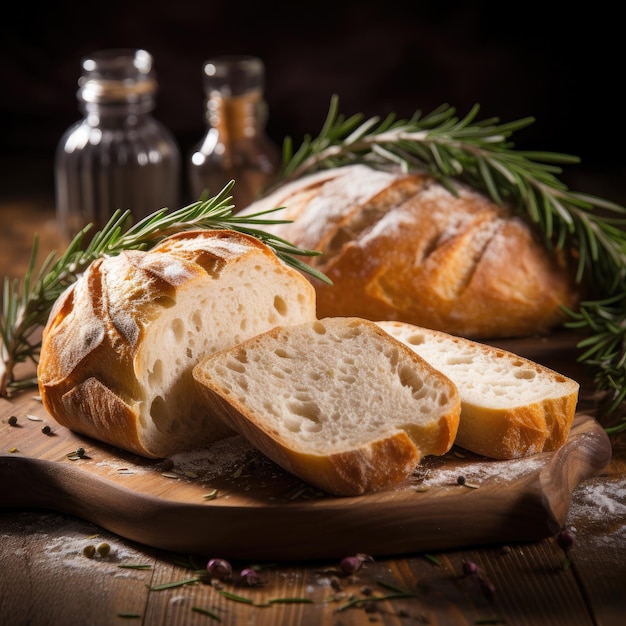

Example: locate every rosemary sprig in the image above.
[0,181,327,396]
[276,96,626,425]
[4,98,626,427]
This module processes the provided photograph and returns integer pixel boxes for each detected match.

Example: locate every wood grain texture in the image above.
[0,384,612,560]
[2,194,623,626]
[0,507,602,626]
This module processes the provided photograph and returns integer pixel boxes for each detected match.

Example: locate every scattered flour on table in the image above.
[566,477,626,544]
[413,453,626,546]
[413,455,545,487]
[1,511,150,576]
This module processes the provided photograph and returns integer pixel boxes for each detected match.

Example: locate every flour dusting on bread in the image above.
[239,164,578,339]
[37,230,318,459]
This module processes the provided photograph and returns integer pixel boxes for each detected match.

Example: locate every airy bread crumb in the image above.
[377,320,579,459]
[193,317,461,496]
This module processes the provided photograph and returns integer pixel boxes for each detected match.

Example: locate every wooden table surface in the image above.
[1,187,625,626]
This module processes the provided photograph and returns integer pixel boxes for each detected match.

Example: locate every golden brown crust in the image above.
[38,254,152,443]
[241,165,579,339]
[454,396,578,460]
[37,229,318,458]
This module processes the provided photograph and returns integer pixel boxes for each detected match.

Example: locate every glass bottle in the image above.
[55,48,181,242]
[188,55,280,212]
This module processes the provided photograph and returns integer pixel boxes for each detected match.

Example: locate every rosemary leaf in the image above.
[606,418,626,434]
[191,606,222,621]
[423,554,441,566]
[218,590,256,605]
[267,597,315,604]
[145,576,202,591]
[335,592,415,612]
[376,580,415,594]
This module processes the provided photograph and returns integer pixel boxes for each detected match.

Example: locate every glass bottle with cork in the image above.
[188,55,280,212]
[55,48,181,242]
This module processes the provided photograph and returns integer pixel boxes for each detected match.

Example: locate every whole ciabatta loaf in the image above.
[37,230,317,458]
[239,164,579,339]
[192,317,461,496]
[377,320,580,459]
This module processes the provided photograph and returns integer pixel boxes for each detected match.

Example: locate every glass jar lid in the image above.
[78,49,158,103]
[202,55,265,98]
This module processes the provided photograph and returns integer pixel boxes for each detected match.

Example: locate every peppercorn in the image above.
[83,545,96,558]
[96,542,111,557]
[457,475,466,486]
[7,415,18,426]
[41,425,52,435]
[329,576,342,591]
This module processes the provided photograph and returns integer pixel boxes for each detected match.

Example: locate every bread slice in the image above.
[37,229,317,458]
[376,320,580,459]
[192,317,461,496]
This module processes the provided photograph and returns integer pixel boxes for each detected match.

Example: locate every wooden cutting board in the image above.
[0,333,613,561]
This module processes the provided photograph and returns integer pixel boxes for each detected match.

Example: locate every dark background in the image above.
[2,0,624,205]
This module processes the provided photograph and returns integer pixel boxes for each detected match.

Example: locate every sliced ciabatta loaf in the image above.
[37,230,317,458]
[192,317,461,496]
[239,164,579,339]
[376,320,580,460]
